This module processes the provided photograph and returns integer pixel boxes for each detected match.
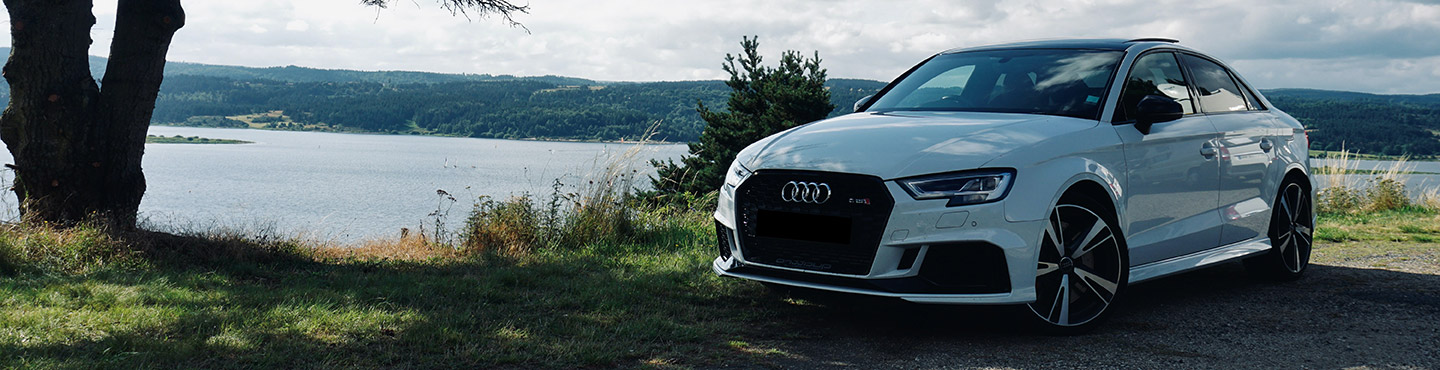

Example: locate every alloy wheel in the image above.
[1028,202,1125,328]
[1273,182,1313,273]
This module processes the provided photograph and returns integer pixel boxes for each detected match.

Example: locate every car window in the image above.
[867,49,1123,120]
[1180,54,1248,113]
[1115,52,1194,123]
[1237,77,1265,111]
[896,65,976,107]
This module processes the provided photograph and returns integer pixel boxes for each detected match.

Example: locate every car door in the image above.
[1113,51,1224,266]
[1179,53,1279,245]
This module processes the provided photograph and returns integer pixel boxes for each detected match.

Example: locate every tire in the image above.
[1025,194,1129,335]
[1244,181,1313,281]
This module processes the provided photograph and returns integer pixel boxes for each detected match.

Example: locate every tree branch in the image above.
[360,0,530,32]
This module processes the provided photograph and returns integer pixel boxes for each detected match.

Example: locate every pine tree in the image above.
[651,36,834,194]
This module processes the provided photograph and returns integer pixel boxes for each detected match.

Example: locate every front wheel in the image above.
[1245,181,1313,281]
[1026,195,1128,334]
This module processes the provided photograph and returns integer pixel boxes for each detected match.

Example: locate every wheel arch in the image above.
[1281,166,1315,228]
[1002,157,1125,224]
[1282,167,1312,191]
[1055,178,1127,246]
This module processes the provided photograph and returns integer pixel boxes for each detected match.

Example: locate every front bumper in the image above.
[715,176,1043,305]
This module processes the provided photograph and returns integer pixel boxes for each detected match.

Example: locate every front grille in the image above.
[734,170,895,275]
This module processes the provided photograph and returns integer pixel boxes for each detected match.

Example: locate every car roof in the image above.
[940,38,1183,54]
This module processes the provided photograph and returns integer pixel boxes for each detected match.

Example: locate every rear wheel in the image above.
[1245,181,1313,280]
[1026,195,1128,334]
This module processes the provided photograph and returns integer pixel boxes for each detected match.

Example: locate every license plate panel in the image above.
[755,209,852,245]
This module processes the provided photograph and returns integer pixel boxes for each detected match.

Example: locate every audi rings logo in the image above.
[780,181,832,204]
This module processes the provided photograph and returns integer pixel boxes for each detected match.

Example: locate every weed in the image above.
[425,188,460,246]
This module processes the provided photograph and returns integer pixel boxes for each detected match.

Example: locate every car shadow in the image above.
[738,261,1440,368]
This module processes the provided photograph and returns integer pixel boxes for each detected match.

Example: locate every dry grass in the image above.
[312,234,458,261]
[1315,149,1435,214]
[0,222,137,275]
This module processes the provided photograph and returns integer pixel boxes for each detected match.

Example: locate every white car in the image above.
[711,38,1313,333]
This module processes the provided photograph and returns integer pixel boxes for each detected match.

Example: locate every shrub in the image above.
[1317,185,1363,214]
[1364,177,1410,212]
[461,195,543,254]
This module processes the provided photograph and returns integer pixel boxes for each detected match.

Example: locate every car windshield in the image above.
[866,49,1124,120]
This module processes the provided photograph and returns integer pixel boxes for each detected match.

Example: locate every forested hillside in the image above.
[147,76,884,142]
[0,49,1436,150]
[1263,89,1440,156]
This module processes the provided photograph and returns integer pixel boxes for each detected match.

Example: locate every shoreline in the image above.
[148,123,686,145]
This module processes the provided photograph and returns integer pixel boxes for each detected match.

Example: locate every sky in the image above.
[5,0,1439,94]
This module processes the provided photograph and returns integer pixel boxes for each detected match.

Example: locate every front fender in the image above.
[989,125,1128,223]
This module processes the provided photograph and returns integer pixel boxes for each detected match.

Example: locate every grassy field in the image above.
[0,201,817,369]
[223,111,435,135]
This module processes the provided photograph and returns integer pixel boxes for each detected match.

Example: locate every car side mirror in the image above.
[854,95,874,112]
[1133,95,1183,135]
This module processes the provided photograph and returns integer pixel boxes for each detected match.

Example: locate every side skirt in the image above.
[1128,238,1272,284]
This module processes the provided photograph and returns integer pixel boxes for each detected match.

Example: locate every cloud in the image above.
[1231,56,1440,94]
[1,0,1437,93]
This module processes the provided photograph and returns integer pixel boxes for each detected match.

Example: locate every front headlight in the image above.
[723,160,752,195]
[898,169,1015,206]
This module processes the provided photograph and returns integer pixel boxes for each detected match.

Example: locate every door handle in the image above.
[1200,143,1217,159]
[1259,139,1274,152]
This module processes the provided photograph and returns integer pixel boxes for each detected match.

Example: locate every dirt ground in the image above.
[708,245,1440,369]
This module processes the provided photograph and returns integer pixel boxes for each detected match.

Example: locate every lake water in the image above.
[2,129,1436,243]
[1312,158,1440,198]
[0,127,689,243]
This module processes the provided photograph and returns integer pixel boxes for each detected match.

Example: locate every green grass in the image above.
[0,204,805,369]
[1316,207,1440,243]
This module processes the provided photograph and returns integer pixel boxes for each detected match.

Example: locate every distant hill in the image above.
[1262,89,1440,156]
[4,47,597,85]
[1262,88,1440,105]
[0,48,885,142]
[0,48,1435,151]
[161,62,599,86]
[146,75,885,142]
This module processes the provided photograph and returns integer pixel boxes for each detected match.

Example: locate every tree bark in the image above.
[1,0,183,229]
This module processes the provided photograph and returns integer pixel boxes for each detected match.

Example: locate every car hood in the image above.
[740,111,1095,179]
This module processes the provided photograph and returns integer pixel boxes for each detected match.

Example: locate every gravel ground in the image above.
[708,244,1440,369]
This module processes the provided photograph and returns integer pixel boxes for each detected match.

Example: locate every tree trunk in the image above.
[1,0,183,229]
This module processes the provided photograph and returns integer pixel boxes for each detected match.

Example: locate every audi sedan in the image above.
[711,38,1313,333]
